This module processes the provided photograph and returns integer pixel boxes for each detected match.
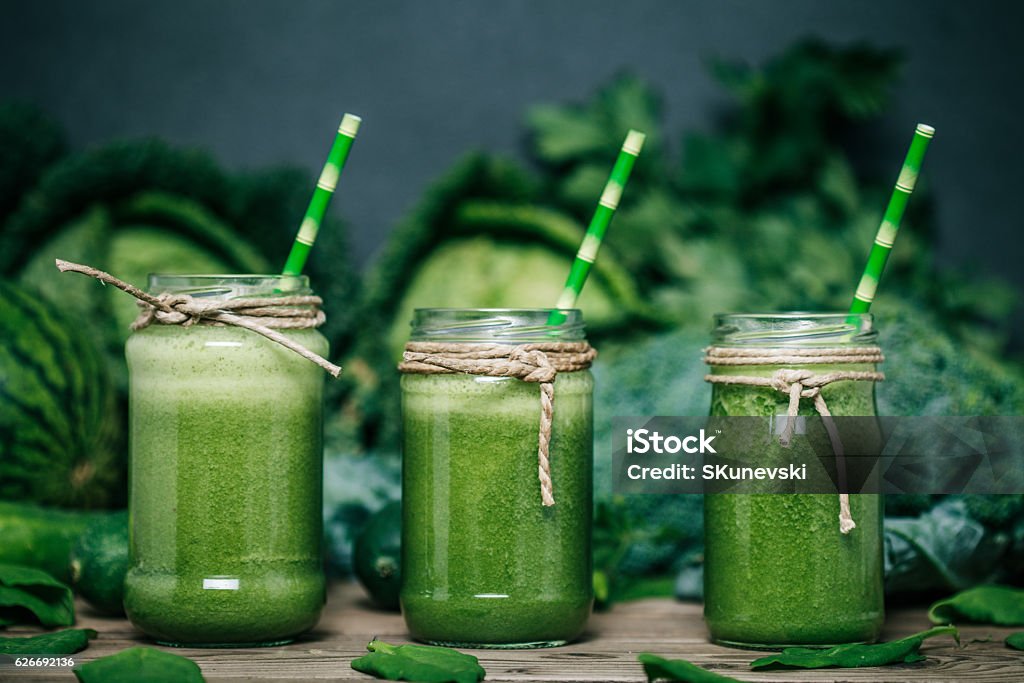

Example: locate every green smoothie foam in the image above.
[401,371,593,647]
[704,363,884,648]
[124,324,327,646]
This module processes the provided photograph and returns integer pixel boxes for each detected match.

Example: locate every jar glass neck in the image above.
[410,308,587,343]
[147,274,311,298]
[711,313,877,347]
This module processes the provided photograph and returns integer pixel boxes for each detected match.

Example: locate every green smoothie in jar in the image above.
[124,275,328,647]
[703,313,884,649]
[400,309,594,648]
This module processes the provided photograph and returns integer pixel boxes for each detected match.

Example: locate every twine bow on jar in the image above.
[55,259,341,377]
[399,341,597,507]
[130,292,326,331]
[703,346,885,534]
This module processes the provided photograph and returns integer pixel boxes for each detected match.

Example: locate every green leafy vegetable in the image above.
[929,585,1024,626]
[749,626,959,670]
[338,153,537,452]
[884,499,1011,595]
[74,646,205,683]
[0,277,122,510]
[1006,632,1024,651]
[0,628,95,654]
[0,563,74,627]
[590,471,704,608]
[521,39,1022,359]
[516,45,1024,611]
[2,136,358,482]
[638,653,743,682]
[350,639,485,683]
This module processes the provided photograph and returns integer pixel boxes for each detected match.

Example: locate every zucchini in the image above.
[0,502,106,583]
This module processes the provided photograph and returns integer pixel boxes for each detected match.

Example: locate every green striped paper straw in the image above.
[849,123,935,313]
[548,130,645,325]
[282,113,362,276]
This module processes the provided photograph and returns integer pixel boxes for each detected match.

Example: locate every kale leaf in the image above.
[638,653,743,682]
[74,646,205,683]
[750,626,958,670]
[929,585,1024,626]
[0,563,74,627]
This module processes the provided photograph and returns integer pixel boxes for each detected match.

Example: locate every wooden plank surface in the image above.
[3,582,1021,682]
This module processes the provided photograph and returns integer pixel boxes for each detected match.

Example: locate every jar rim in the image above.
[413,307,580,314]
[714,311,873,320]
[149,273,308,280]
[712,311,877,345]
[148,274,311,297]
[410,308,586,342]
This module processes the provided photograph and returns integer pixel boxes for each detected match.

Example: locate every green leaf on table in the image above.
[749,626,959,670]
[351,639,486,683]
[1006,632,1024,651]
[638,653,743,682]
[74,646,205,683]
[0,563,74,627]
[928,585,1024,626]
[0,628,96,654]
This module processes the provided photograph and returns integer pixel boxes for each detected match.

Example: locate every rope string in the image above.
[55,259,341,377]
[399,341,596,506]
[704,346,884,534]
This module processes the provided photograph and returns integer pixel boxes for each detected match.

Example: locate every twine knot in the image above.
[55,259,341,377]
[399,341,596,507]
[134,293,206,328]
[704,346,884,534]
[509,347,557,383]
[770,368,818,396]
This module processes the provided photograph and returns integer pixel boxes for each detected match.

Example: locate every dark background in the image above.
[1,0,1021,324]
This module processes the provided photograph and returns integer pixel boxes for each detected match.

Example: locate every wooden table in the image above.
[5,582,1021,682]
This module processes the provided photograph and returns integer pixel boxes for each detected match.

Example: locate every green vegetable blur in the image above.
[0,502,104,582]
[70,511,129,615]
[353,501,402,610]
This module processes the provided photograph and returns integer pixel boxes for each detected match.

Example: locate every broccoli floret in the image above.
[885,495,939,518]
[958,495,1024,530]
[876,301,1024,416]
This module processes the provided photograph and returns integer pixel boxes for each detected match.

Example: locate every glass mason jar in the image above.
[703,313,884,649]
[124,275,328,647]
[400,309,594,648]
